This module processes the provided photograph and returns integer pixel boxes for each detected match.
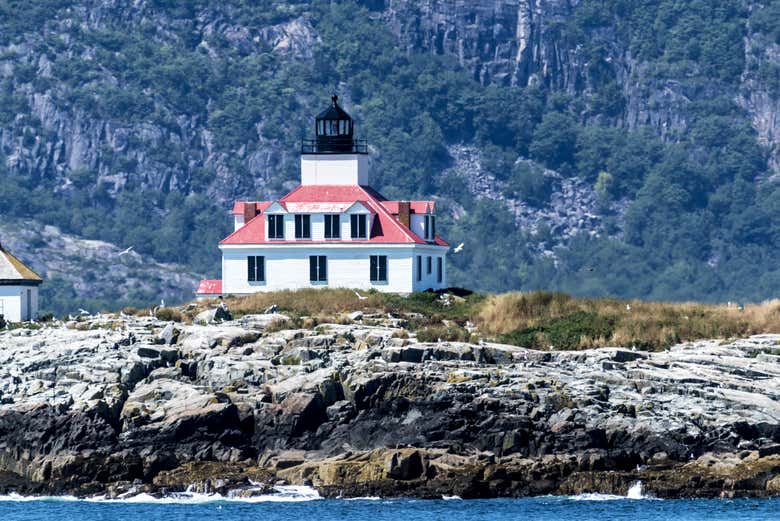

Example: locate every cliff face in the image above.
[0,311,777,498]
[1,1,779,311]
[379,0,779,165]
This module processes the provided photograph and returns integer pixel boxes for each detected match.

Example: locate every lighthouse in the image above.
[196,95,449,298]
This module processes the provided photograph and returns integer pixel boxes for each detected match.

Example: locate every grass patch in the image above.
[497,311,616,350]
[479,291,780,351]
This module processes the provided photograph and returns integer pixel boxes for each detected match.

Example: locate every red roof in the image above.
[196,279,222,295]
[220,185,447,246]
[381,201,434,214]
[232,201,273,215]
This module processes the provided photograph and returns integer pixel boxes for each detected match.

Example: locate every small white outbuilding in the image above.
[0,242,42,323]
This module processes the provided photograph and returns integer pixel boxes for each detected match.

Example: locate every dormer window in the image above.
[350,214,367,239]
[295,214,311,239]
[424,215,436,241]
[324,214,340,239]
[268,214,284,239]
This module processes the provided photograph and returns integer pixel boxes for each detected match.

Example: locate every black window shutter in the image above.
[309,256,317,281]
[304,215,310,238]
[379,256,387,281]
[295,215,301,238]
[427,256,432,273]
[437,257,442,282]
[351,215,358,238]
[319,256,327,281]
[333,216,340,238]
[431,216,435,239]
[417,256,422,281]
[258,256,265,281]
[370,255,377,280]
[360,215,366,238]
[248,256,256,281]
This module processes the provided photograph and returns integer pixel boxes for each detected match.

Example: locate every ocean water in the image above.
[0,486,777,521]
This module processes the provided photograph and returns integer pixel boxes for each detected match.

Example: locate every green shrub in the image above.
[498,311,616,350]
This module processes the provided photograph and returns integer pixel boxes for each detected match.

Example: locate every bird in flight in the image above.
[453,243,464,253]
[354,291,368,300]
[118,246,134,257]
[78,308,90,316]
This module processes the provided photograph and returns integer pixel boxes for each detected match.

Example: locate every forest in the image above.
[0,0,779,313]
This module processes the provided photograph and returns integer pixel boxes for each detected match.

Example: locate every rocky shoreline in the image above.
[0,310,778,499]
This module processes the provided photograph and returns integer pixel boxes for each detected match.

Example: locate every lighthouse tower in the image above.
[300,95,369,186]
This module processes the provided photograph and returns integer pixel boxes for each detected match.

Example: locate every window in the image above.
[437,257,443,283]
[268,214,284,239]
[309,255,327,282]
[416,256,422,281]
[247,256,265,282]
[424,215,436,240]
[324,215,340,239]
[350,214,367,239]
[427,256,432,274]
[370,255,387,282]
[295,214,311,239]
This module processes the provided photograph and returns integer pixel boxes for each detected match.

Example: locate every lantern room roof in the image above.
[316,95,352,121]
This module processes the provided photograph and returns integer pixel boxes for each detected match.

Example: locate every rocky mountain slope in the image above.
[0,309,777,498]
[0,219,201,313]
[1,1,780,311]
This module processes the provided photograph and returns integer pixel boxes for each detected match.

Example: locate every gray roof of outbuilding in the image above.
[0,243,42,283]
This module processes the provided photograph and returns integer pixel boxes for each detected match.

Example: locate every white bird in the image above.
[453,243,464,253]
[354,291,368,300]
[160,299,165,308]
[78,308,90,316]
[626,304,631,311]
[118,246,134,257]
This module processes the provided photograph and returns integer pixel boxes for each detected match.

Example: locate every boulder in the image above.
[158,323,180,345]
[386,450,425,480]
[214,304,233,322]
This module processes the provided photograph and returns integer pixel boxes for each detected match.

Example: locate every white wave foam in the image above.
[442,495,462,500]
[0,493,79,502]
[569,481,656,501]
[0,485,322,504]
[570,493,627,501]
[626,481,644,499]
[344,496,382,501]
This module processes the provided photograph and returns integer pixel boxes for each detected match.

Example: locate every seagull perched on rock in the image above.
[354,291,368,301]
[118,246,134,257]
[453,243,464,254]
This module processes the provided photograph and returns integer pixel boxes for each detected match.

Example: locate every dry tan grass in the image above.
[476,291,780,350]
[224,288,389,317]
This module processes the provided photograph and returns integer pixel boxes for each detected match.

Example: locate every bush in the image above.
[498,311,616,350]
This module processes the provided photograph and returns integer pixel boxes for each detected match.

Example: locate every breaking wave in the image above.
[569,481,656,501]
[0,485,322,504]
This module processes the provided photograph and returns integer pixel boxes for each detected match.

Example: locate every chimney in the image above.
[398,201,411,228]
[243,203,257,222]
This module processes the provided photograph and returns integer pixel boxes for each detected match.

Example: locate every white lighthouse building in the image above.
[197,96,449,297]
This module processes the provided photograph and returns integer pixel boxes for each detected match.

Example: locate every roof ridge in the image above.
[356,186,422,244]
[0,248,43,281]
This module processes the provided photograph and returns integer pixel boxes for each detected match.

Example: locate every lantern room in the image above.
[302,95,367,154]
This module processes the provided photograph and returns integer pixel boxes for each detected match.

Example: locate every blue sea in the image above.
[0,489,776,521]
